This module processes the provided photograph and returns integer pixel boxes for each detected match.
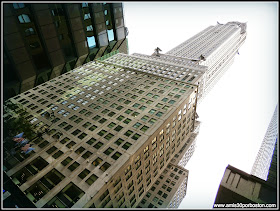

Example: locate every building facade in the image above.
[251,105,278,181]
[214,165,277,205]
[3,2,128,100]
[3,57,199,208]
[3,21,247,208]
[166,21,247,102]
[214,105,278,206]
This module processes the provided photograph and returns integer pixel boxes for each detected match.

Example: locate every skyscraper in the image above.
[251,104,278,181]
[166,21,247,102]
[3,3,128,100]
[2,21,246,208]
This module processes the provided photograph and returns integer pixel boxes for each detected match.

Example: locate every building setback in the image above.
[3,21,247,208]
[3,3,128,100]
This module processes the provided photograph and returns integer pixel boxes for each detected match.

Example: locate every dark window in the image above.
[122,142,132,150]
[78,169,90,179]
[111,152,122,160]
[68,161,79,171]
[29,42,40,49]
[86,174,98,185]
[25,27,35,36]
[43,182,84,208]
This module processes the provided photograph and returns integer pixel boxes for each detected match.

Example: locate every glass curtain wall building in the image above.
[3,2,128,101]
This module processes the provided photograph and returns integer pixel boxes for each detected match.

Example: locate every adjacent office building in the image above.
[3,2,128,100]
[2,21,247,208]
[214,164,277,205]
[214,105,278,205]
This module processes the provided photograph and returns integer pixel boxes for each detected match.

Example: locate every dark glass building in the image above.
[3,2,128,100]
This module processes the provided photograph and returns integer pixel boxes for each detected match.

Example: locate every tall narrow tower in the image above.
[166,21,247,101]
[251,104,278,180]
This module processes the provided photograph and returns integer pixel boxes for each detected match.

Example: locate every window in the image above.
[114,125,123,132]
[93,141,103,149]
[122,142,132,150]
[131,133,141,140]
[68,161,79,171]
[75,147,85,155]
[53,150,63,159]
[58,34,64,40]
[88,125,97,131]
[141,115,149,121]
[115,138,124,146]
[111,152,122,160]
[87,36,96,48]
[86,174,98,185]
[104,147,114,155]
[124,130,133,137]
[72,129,81,136]
[78,169,90,179]
[84,13,91,20]
[46,146,57,154]
[156,112,163,117]
[100,162,111,172]
[43,182,84,208]
[13,3,25,9]
[60,137,70,144]
[82,122,91,128]
[108,122,116,128]
[29,42,40,49]
[81,151,93,159]
[86,138,96,145]
[98,130,107,136]
[123,118,131,124]
[61,157,73,166]
[25,27,35,36]
[24,169,64,203]
[107,29,114,41]
[133,122,142,128]
[78,133,87,140]
[92,157,103,166]
[99,118,107,123]
[140,125,149,132]
[104,133,114,140]
[108,111,115,117]
[18,14,31,23]
[117,115,124,121]
[66,141,76,148]
[82,3,88,7]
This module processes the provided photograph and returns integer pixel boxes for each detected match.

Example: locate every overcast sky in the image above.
[123,2,278,209]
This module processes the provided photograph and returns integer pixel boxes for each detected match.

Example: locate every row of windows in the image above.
[7,58,197,208]
[106,100,194,207]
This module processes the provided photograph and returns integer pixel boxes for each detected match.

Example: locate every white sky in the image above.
[123,2,279,209]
